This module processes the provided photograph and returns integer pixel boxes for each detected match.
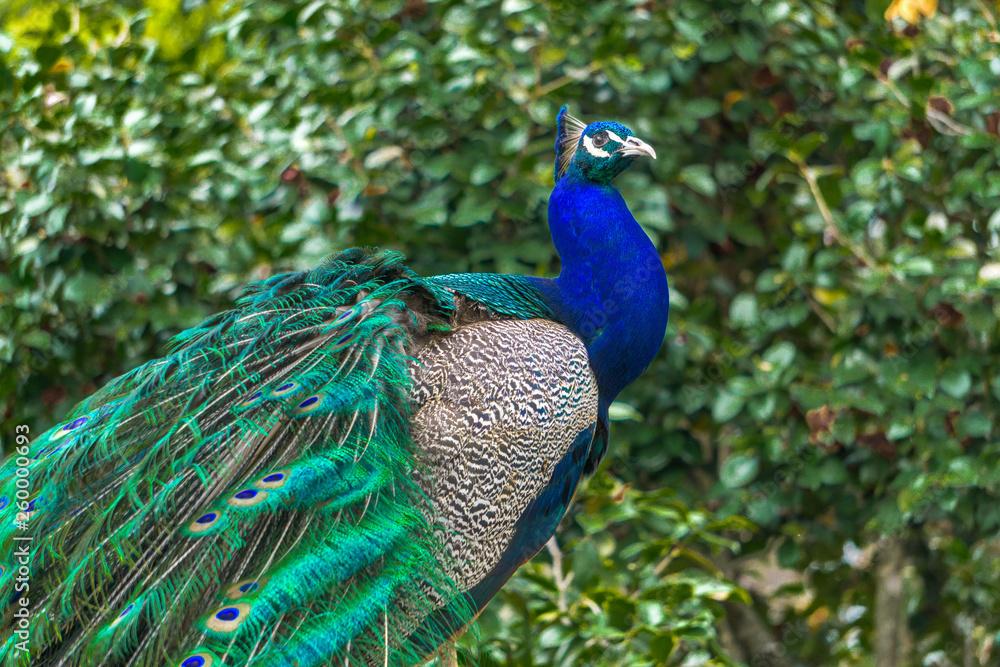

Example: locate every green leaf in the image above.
[729,293,758,327]
[720,453,760,488]
[649,632,676,662]
[608,401,643,422]
[940,367,971,399]
[678,165,717,197]
[818,458,847,485]
[763,341,796,373]
[712,389,746,423]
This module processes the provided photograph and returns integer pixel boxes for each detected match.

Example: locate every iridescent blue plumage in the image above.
[0,108,668,666]
[537,133,670,467]
[452,105,670,468]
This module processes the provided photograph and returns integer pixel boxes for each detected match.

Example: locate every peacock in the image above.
[0,107,668,666]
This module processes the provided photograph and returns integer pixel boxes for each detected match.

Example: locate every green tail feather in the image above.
[0,249,477,665]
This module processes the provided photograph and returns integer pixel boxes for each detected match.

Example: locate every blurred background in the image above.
[2,0,1000,664]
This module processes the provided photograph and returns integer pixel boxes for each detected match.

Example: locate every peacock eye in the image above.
[592,131,609,147]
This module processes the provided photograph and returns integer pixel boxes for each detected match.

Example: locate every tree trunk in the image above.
[714,549,795,667]
[720,598,794,667]
[874,535,913,666]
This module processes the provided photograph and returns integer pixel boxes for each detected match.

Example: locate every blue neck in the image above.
[532,172,670,405]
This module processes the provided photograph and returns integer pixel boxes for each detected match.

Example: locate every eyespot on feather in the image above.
[270,381,299,398]
[329,331,357,353]
[226,488,269,508]
[329,304,361,328]
[292,393,326,416]
[235,390,264,410]
[205,602,251,633]
[51,415,89,440]
[253,470,289,490]
[109,601,138,629]
[176,649,221,667]
[35,443,65,460]
[186,510,224,534]
[225,575,270,600]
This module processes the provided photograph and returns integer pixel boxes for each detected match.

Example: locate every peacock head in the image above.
[554,106,656,184]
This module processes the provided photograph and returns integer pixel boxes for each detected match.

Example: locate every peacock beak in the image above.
[620,136,656,159]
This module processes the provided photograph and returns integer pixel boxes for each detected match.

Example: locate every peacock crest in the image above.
[554,105,588,181]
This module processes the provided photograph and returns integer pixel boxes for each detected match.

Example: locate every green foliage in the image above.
[467,473,749,667]
[3,0,1000,664]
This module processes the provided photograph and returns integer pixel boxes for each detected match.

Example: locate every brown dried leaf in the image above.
[986,112,1000,138]
[806,405,836,434]
[752,67,780,88]
[930,302,964,329]
[928,96,953,115]
[769,92,796,117]
[857,432,896,459]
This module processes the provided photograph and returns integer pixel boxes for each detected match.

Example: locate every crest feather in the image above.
[555,105,587,181]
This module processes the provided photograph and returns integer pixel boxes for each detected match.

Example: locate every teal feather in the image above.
[0,111,669,665]
[422,273,555,320]
[0,249,475,665]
